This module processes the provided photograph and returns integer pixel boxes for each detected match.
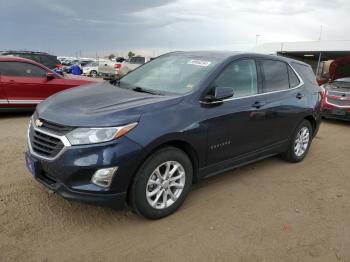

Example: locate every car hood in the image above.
[37,82,183,127]
[329,56,350,81]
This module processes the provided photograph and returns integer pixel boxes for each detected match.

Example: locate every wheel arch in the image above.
[126,138,200,205]
[145,139,199,183]
[304,115,317,136]
[129,137,200,188]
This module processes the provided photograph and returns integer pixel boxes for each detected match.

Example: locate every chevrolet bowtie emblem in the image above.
[35,119,43,127]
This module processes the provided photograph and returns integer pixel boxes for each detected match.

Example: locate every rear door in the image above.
[257,59,305,144]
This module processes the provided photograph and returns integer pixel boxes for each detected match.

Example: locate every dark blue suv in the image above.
[26,51,322,219]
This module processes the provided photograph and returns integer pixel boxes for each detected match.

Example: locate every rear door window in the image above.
[291,62,318,86]
[0,62,47,77]
[261,59,289,93]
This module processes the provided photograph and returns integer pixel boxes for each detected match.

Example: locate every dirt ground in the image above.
[0,113,349,262]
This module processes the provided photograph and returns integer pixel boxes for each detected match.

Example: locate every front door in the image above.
[0,73,9,106]
[204,58,273,165]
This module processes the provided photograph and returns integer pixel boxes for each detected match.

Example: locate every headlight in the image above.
[66,122,137,145]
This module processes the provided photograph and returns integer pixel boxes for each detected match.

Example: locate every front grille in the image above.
[326,97,350,107]
[40,120,73,135]
[29,125,64,158]
[33,115,73,136]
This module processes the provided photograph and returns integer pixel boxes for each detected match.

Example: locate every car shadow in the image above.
[0,110,33,119]
[322,118,350,127]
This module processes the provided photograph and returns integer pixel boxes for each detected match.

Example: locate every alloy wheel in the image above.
[146,161,186,209]
[90,71,97,78]
[294,127,310,157]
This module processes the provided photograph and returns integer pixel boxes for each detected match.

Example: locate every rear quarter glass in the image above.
[291,62,318,87]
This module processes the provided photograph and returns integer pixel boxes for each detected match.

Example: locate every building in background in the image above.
[252,40,350,77]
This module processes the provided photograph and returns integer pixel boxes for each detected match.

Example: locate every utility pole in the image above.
[318,25,323,41]
[255,34,260,46]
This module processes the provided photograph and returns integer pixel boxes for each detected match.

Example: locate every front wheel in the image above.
[282,120,313,162]
[130,147,193,219]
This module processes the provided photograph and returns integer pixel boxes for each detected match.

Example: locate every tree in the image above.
[128,51,135,59]
[108,53,116,60]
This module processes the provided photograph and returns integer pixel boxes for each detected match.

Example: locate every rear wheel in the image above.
[282,120,313,162]
[90,70,98,78]
[130,147,193,219]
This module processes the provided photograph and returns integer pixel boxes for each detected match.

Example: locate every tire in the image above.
[130,147,193,219]
[282,120,313,163]
[90,70,98,78]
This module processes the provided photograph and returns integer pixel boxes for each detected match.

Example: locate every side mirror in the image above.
[46,72,56,80]
[214,86,234,100]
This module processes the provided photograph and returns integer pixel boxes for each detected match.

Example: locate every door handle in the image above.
[252,101,266,108]
[296,93,305,99]
[9,80,15,85]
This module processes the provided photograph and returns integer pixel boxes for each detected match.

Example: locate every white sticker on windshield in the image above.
[187,60,211,67]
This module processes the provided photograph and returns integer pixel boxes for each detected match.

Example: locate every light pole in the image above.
[255,34,260,46]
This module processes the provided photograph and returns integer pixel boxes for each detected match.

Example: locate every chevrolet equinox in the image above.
[26,51,322,219]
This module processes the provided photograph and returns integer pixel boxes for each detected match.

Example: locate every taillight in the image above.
[319,86,326,99]
[114,63,122,69]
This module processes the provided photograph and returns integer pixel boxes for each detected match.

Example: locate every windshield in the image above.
[119,53,220,95]
[334,77,350,83]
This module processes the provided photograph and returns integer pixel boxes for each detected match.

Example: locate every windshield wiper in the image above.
[132,87,162,95]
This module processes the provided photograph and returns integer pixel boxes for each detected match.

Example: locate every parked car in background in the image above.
[0,56,97,110]
[97,60,122,79]
[26,51,321,219]
[61,59,76,66]
[320,56,350,120]
[0,51,61,70]
[64,59,96,74]
[115,56,151,78]
[82,61,99,77]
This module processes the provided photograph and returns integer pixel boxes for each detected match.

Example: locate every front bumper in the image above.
[26,133,143,208]
[34,165,127,209]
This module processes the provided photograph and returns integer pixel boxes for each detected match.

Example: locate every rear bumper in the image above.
[322,108,350,121]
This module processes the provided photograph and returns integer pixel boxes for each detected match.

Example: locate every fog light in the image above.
[91,167,118,188]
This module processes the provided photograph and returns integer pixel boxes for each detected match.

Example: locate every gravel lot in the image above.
[0,113,349,262]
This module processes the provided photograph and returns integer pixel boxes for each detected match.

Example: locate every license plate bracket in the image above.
[25,153,36,177]
[332,108,346,116]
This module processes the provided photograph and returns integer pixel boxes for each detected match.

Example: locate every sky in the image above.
[1,0,349,57]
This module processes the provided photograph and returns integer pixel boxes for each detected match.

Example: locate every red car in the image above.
[0,56,97,110]
[320,56,350,121]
